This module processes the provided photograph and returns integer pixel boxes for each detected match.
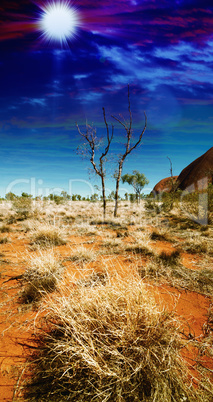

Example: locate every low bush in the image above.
[12,197,33,220]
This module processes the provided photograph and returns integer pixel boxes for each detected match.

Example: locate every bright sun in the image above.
[39,2,79,44]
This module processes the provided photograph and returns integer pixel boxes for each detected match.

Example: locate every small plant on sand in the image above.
[18,275,213,401]
[0,224,12,233]
[67,246,97,264]
[125,232,154,257]
[150,229,173,243]
[12,197,33,220]
[76,270,109,288]
[19,251,63,304]
[31,224,66,248]
[125,243,154,257]
[183,236,212,255]
[0,236,8,244]
[125,231,154,257]
[139,259,213,296]
[157,250,181,265]
[144,196,160,214]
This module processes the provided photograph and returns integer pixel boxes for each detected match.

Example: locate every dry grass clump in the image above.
[101,237,124,254]
[132,230,151,244]
[72,222,100,236]
[76,269,109,288]
[139,260,213,296]
[0,224,12,233]
[183,236,213,256]
[125,244,155,257]
[31,224,67,248]
[90,219,128,231]
[19,251,63,304]
[67,246,97,264]
[19,275,212,401]
[157,250,181,266]
[0,236,9,244]
[150,229,174,243]
[116,229,129,238]
[124,232,155,257]
[21,219,41,233]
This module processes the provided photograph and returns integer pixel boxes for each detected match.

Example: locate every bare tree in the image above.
[112,86,147,217]
[76,108,114,220]
[167,156,175,192]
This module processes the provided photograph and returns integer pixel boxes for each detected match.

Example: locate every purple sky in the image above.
[0,0,212,198]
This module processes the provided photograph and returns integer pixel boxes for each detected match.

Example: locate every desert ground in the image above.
[0,198,212,401]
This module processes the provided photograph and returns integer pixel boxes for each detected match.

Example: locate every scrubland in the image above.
[0,196,212,401]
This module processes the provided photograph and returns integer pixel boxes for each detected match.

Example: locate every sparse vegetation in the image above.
[76,270,109,287]
[0,199,212,401]
[31,225,67,248]
[0,236,8,244]
[125,244,155,257]
[12,197,33,220]
[181,235,212,255]
[19,251,63,305]
[139,259,213,296]
[157,250,181,265]
[150,229,173,242]
[67,246,97,263]
[0,225,12,233]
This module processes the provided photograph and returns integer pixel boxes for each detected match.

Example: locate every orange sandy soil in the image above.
[0,223,212,401]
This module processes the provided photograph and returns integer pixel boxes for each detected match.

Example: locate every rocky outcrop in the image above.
[175,147,213,192]
[153,176,178,194]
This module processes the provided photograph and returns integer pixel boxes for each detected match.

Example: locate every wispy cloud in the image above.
[21,97,46,107]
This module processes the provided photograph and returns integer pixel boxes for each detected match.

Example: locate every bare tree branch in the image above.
[110,86,147,216]
[76,109,114,220]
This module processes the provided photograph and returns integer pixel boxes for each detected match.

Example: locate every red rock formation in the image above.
[153,176,178,194]
[175,147,213,192]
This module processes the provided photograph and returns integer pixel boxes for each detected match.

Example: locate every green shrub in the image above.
[144,197,160,213]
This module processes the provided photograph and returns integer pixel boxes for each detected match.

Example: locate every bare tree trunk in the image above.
[167,156,175,192]
[137,192,140,204]
[112,86,147,217]
[76,108,113,221]
[114,160,123,217]
[101,175,106,221]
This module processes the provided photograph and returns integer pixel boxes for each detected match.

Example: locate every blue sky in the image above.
[0,0,212,198]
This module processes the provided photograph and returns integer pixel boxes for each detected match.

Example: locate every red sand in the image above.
[0,230,212,400]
